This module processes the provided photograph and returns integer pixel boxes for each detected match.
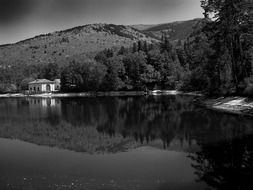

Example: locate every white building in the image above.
[28,79,61,93]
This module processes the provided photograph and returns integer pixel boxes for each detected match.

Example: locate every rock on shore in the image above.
[197,97,253,117]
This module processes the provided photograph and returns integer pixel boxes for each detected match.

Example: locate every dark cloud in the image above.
[0,0,35,25]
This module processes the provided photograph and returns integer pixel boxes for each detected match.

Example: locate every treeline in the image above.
[61,37,186,92]
[0,63,60,93]
[0,36,187,93]
[60,0,253,95]
[185,0,253,95]
[0,0,252,95]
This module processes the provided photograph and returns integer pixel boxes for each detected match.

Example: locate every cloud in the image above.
[0,0,35,25]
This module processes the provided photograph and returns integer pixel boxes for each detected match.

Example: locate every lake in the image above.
[0,95,253,190]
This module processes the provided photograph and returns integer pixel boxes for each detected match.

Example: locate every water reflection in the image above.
[0,96,253,153]
[190,134,253,190]
[0,96,253,189]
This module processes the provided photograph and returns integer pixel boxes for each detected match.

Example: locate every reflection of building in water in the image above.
[27,98,62,119]
[28,98,61,107]
[42,99,56,107]
[30,98,57,107]
[0,98,63,124]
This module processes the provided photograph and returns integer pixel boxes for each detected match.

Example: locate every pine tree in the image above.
[138,41,143,52]
[201,0,253,94]
[133,42,138,53]
[118,46,128,55]
[143,41,148,53]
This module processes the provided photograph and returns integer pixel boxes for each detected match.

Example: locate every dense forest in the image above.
[0,0,252,96]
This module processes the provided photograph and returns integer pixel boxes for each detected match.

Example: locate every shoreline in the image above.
[1,91,253,117]
[0,90,203,98]
[196,96,253,117]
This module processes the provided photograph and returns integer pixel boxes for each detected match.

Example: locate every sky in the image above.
[0,0,203,45]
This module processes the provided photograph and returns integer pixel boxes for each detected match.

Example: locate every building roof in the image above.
[29,79,55,84]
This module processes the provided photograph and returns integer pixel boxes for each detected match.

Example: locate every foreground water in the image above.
[0,95,253,190]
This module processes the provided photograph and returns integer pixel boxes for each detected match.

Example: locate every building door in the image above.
[46,84,51,91]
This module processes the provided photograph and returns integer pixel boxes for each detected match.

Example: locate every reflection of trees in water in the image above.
[1,97,253,187]
[96,96,192,146]
[0,96,253,154]
[183,110,253,190]
[60,97,126,129]
[95,96,253,149]
[189,134,253,190]
[0,120,139,153]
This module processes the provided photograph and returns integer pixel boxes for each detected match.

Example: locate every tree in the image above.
[117,46,128,55]
[132,42,138,53]
[143,41,149,53]
[101,56,126,91]
[161,33,172,53]
[201,0,253,94]
[61,60,107,92]
[20,78,35,91]
[140,64,161,85]
[83,61,107,91]
[95,48,114,63]
[123,52,147,89]
[61,61,83,92]
[39,63,60,81]
[137,40,143,52]
[102,64,120,91]
[182,22,213,92]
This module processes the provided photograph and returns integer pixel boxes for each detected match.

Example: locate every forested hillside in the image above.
[0,19,201,68]
[0,0,252,95]
[132,18,203,41]
[0,19,202,93]
[0,24,157,66]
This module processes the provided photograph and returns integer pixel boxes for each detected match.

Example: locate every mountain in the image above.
[0,24,156,66]
[0,19,202,66]
[129,24,156,31]
[132,18,203,41]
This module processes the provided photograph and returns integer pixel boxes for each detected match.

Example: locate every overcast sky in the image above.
[0,0,203,45]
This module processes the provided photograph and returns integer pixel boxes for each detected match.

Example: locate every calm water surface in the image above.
[0,95,253,190]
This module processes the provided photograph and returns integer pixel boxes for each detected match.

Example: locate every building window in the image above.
[34,87,36,91]
[46,84,51,91]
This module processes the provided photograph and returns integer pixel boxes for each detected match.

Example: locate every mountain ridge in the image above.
[132,18,203,41]
[0,18,202,66]
[0,23,154,47]
[0,18,202,47]
[0,23,156,66]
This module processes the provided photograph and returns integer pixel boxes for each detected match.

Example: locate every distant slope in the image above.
[0,24,157,66]
[129,24,156,31]
[0,19,202,66]
[132,18,203,41]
